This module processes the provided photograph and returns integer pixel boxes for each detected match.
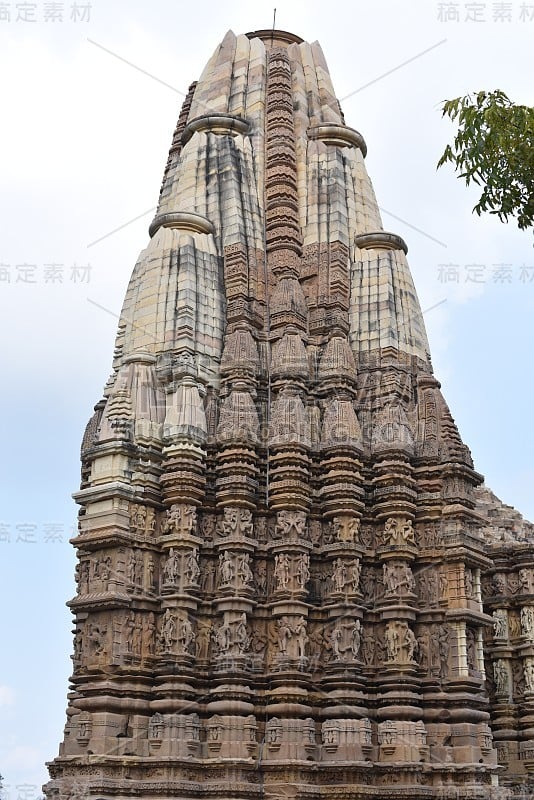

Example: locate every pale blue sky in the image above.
[0,0,532,791]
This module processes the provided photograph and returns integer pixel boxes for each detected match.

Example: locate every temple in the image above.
[45,29,534,800]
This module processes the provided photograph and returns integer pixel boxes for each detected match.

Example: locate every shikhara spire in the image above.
[46,29,534,800]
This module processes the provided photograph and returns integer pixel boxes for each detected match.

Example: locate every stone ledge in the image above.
[148,211,215,238]
[246,29,304,47]
[354,231,408,255]
[308,124,367,157]
[181,114,251,146]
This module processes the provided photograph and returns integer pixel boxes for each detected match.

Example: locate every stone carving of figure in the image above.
[237,553,253,587]
[142,613,156,657]
[438,626,450,678]
[493,610,508,639]
[466,627,477,672]
[351,619,362,657]
[256,560,267,595]
[384,517,415,547]
[219,551,235,585]
[404,626,418,662]
[417,631,429,671]
[87,622,106,657]
[362,630,375,665]
[521,606,534,640]
[200,513,216,541]
[73,629,83,666]
[494,659,509,695]
[332,559,347,592]
[361,568,376,601]
[97,555,112,589]
[185,548,200,586]
[384,561,415,595]
[177,617,195,655]
[308,625,325,670]
[519,568,532,593]
[309,520,322,546]
[202,560,216,593]
[251,625,268,661]
[134,550,144,587]
[332,516,359,542]
[275,510,307,540]
[524,659,534,692]
[240,509,254,538]
[133,616,143,657]
[164,504,196,536]
[255,516,267,543]
[160,609,176,651]
[134,504,146,534]
[146,554,155,591]
[385,623,400,661]
[235,612,250,654]
[295,553,310,589]
[221,507,238,537]
[360,526,374,549]
[216,621,232,654]
[146,507,156,536]
[276,616,292,655]
[274,553,291,590]
[465,568,474,599]
[349,559,361,593]
[331,625,343,661]
[79,560,90,594]
[163,548,179,585]
[509,612,521,639]
[196,621,211,660]
[332,619,362,660]
[124,611,135,654]
[127,550,136,584]
[293,616,307,658]
[426,569,438,603]
[383,562,397,594]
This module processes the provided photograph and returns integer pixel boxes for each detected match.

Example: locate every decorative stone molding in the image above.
[308,124,367,157]
[148,211,215,238]
[354,230,408,254]
[181,113,250,145]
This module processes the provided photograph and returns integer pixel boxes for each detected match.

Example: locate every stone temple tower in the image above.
[45,28,534,800]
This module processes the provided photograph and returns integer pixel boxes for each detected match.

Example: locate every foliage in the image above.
[438,90,534,230]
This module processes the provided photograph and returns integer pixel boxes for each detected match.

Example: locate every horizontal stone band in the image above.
[148,211,215,238]
[308,124,367,157]
[181,114,251,146]
[354,231,408,255]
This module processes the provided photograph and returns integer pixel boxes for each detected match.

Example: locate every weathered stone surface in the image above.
[46,27,534,800]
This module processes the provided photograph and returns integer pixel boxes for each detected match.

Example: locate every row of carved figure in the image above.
[487,655,534,696]
[483,568,534,598]
[76,548,486,614]
[492,606,534,641]
[493,657,534,696]
[73,612,466,675]
[124,503,433,549]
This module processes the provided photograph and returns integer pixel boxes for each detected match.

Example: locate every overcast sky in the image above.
[0,0,532,792]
